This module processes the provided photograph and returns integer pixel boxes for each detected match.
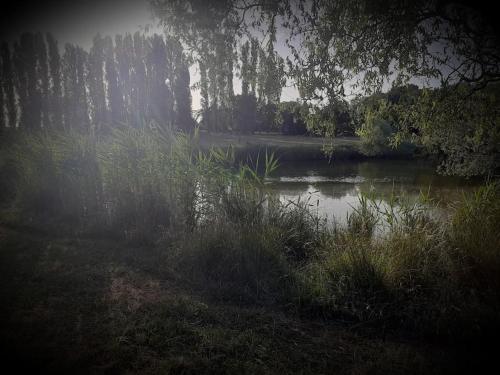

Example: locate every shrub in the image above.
[449,182,500,291]
[356,112,394,156]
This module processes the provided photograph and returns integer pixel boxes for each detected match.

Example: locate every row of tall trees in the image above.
[154,0,286,133]
[197,30,285,133]
[0,31,195,134]
[230,29,286,134]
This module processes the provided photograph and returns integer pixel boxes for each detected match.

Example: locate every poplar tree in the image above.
[207,54,218,131]
[75,46,90,130]
[256,47,266,102]
[0,55,4,133]
[88,34,106,133]
[62,43,77,130]
[35,32,50,128]
[46,33,62,130]
[13,41,28,129]
[1,43,16,129]
[215,36,227,110]
[249,38,259,95]
[240,41,250,96]
[25,33,41,129]
[104,36,124,124]
[115,34,133,124]
[225,39,235,105]
[13,33,40,130]
[132,32,147,125]
[171,39,194,132]
[198,58,210,130]
[147,34,172,127]
[62,44,89,131]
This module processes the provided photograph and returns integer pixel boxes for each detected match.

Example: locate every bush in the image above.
[356,112,394,156]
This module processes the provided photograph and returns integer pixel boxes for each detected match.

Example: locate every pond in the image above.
[266,159,481,226]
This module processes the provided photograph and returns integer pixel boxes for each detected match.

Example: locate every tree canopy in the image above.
[151,0,500,176]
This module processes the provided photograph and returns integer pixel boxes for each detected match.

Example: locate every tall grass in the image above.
[4,126,216,239]
[7,131,101,225]
[300,182,500,337]
[2,127,499,340]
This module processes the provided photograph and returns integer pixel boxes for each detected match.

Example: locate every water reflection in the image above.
[266,159,480,225]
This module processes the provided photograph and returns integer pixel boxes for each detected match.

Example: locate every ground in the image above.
[0,224,486,374]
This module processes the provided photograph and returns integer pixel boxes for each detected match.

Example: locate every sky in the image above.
[0,0,154,48]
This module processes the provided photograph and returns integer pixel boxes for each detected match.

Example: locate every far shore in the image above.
[198,131,417,161]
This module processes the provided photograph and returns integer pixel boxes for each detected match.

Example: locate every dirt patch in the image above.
[108,274,164,311]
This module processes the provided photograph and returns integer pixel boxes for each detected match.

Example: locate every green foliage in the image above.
[349,86,423,158]
[232,94,258,133]
[356,109,394,156]
[277,101,309,135]
[1,32,195,134]
[411,86,500,176]
[354,83,500,176]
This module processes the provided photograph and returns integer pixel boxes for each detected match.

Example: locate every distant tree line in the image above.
[0,32,195,135]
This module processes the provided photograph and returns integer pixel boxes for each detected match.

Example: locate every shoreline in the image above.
[198,132,418,161]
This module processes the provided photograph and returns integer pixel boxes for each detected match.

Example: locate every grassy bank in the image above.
[0,128,499,373]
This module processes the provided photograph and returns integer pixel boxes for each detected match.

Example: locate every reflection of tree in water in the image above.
[355,161,480,205]
[357,182,416,198]
[269,180,358,201]
[356,160,430,182]
[271,160,482,210]
[268,181,311,197]
[311,181,357,199]
[275,160,361,179]
[323,162,360,179]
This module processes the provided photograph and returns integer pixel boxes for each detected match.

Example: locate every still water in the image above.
[266,159,481,225]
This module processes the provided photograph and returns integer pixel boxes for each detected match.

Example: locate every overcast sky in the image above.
[0,0,154,47]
